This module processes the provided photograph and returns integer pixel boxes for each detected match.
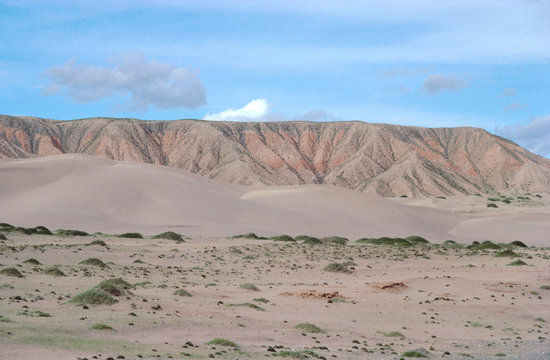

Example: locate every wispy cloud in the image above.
[43,54,206,111]
[501,88,516,98]
[503,103,527,113]
[422,73,466,94]
[497,115,550,157]
[379,67,434,77]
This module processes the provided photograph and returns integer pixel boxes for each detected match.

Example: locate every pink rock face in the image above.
[1,115,549,197]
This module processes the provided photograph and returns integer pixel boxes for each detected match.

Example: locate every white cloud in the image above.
[43,53,206,111]
[203,99,269,121]
[203,99,344,123]
[422,73,466,94]
[497,115,550,157]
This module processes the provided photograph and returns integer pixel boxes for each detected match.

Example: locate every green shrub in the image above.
[401,349,429,358]
[90,323,114,330]
[240,283,260,291]
[323,263,350,273]
[173,289,192,297]
[273,350,320,359]
[89,240,108,247]
[442,240,463,248]
[298,236,322,245]
[152,231,183,241]
[0,267,24,278]
[294,323,324,333]
[32,226,52,235]
[507,259,528,266]
[95,278,133,296]
[356,237,413,247]
[23,258,41,265]
[320,236,349,245]
[55,229,89,237]
[270,235,295,242]
[231,233,266,239]
[79,258,108,268]
[510,240,527,248]
[0,234,6,240]
[69,289,118,305]
[205,338,238,347]
[405,236,430,245]
[0,315,12,322]
[44,267,66,277]
[494,249,520,258]
[383,331,405,337]
[486,203,498,208]
[469,241,501,250]
[118,232,143,239]
[227,303,265,311]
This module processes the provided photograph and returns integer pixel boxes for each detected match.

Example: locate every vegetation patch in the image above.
[23,258,41,265]
[441,240,463,248]
[240,283,260,291]
[173,289,192,297]
[507,259,528,266]
[88,240,107,247]
[55,229,89,237]
[205,338,238,348]
[152,231,183,241]
[0,267,24,278]
[382,331,405,338]
[90,323,114,330]
[298,236,322,245]
[270,235,295,242]
[94,278,133,296]
[118,232,143,239]
[510,240,527,248]
[294,323,324,333]
[79,258,108,268]
[405,235,430,246]
[231,233,266,240]
[469,240,501,250]
[273,350,322,359]
[402,349,430,358]
[355,237,414,247]
[320,236,349,245]
[227,303,265,311]
[69,289,118,305]
[44,267,66,277]
[0,315,13,322]
[494,249,520,258]
[323,262,350,273]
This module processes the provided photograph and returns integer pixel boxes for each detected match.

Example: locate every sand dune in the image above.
[1,154,549,245]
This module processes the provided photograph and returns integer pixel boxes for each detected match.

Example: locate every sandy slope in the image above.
[0,154,549,246]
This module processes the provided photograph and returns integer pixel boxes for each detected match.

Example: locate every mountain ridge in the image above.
[1,114,549,197]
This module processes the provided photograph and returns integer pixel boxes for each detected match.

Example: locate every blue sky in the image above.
[1,0,549,156]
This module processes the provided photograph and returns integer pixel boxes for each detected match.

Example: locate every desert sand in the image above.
[0,155,549,359]
[1,154,550,246]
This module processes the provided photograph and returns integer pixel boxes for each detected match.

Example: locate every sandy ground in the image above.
[0,233,548,359]
[1,154,550,246]
[0,154,549,359]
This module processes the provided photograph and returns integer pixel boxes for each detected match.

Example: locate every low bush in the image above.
[69,289,118,305]
[152,231,183,241]
[118,232,143,239]
[294,323,324,333]
[0,267,24,278]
